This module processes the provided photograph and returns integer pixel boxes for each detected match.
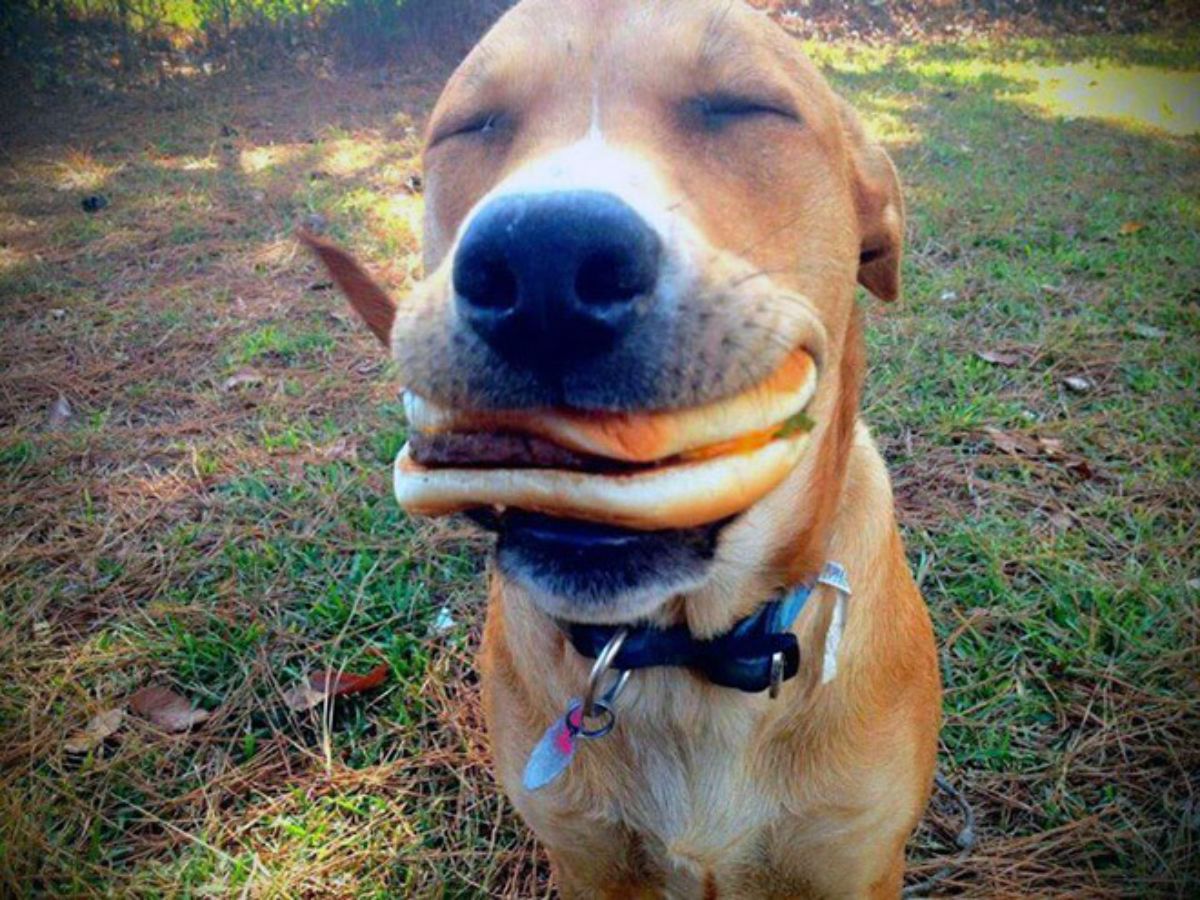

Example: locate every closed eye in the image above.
[431,111,504,146]
[692,94,800,129]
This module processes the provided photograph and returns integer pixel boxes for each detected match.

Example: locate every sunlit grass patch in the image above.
[54,148,123,192]
[1000,61,1200,136]
[322,139,388,177]
[240,144,306,176]
[810,36,1200,137]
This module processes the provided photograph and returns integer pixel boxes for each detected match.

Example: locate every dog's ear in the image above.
[838,100,905,302]
[298,230,397,346]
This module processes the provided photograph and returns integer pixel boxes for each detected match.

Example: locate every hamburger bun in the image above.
[393,429,811,531]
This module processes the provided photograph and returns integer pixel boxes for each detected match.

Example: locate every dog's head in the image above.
[309,0,903,632]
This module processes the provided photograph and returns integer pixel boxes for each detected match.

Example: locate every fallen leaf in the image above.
[1128,322,1167,340]
[281,683,325,712]
[1118,220,1146,235]
[64,708,125,754]
[975,350,1023,368]
[1065,459,1099,481]
[282,659,390,712]
[1037,437,1064,457]
[222,368,263,392]
[1063,375,1094,393]
[984,428,1079,468]
[1047,511,1074,533]
[320,437,358,462]
[47,395,73,430]
[983,426,1040,456]
[129,686,210,732]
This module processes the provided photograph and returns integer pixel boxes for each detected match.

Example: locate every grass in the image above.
[1,29,1198,898]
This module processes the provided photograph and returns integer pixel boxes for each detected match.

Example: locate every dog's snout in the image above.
[453,191,662,371]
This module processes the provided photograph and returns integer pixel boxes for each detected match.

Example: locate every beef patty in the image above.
[408,431,639,472]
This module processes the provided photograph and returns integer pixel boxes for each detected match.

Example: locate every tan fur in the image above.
[482,423,939,897]
[311,1,940,895]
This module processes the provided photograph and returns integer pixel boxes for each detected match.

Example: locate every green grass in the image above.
[1,30,1198,898]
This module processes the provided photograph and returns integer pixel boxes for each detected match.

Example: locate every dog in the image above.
[305,1,941,895]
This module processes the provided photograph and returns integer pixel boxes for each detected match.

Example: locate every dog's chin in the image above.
[469,510,725,624]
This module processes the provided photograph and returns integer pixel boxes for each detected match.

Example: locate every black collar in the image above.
[564,582,816,694]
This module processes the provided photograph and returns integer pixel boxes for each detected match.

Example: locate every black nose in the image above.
[452,191,662,372]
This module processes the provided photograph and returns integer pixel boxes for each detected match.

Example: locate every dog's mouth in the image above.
[391,349,817,618]
[393,348,817,531]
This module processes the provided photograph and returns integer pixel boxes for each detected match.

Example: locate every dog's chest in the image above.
[590,700,782,876]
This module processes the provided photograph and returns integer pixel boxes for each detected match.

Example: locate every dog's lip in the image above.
[486,509,727,625]
[470,508,730,550]
[401,347,817,465]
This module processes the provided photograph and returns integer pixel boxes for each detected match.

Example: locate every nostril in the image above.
[576,251,630,306]
[575,250,653,307]
[458,255,519,312]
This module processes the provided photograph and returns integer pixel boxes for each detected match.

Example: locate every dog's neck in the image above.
[493,438,895,732]
[782,306,867,586]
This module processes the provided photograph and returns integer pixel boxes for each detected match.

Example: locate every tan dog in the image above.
[306,1,941,895]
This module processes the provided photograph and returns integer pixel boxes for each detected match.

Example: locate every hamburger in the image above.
[393,349,817,531]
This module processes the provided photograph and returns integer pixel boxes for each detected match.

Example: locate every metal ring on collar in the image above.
[582,628,628,719]
[602,668,631,706]
[577,700,617,739]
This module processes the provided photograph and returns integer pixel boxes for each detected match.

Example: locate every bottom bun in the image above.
[393,432,809,531]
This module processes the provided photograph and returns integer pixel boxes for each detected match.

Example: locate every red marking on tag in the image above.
[557,706,582,752]
[555,724,574,754]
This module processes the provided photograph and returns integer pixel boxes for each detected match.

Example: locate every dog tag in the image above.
[522,702,583,791]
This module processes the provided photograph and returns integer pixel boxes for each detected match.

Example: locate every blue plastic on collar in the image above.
[767,580,816,633]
